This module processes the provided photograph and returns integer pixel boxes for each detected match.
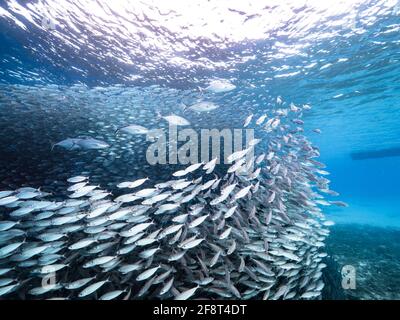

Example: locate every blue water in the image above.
[324,157,400,228]
[1,0,400,299]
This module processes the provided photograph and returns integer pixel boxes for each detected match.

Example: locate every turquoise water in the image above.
[324,157,400,228]
[0,0,400,299]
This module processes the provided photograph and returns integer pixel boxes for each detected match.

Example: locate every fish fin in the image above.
[180,103,188,113]
[123,288,131,300]
[171,286,180,296]
[68,142,78,151]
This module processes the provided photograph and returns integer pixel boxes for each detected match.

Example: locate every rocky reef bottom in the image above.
[325,224,400,300]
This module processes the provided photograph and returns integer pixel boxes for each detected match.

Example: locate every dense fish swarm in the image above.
[0,83,248,192]
[0,83,344,300]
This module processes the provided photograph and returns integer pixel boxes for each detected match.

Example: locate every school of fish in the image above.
[0,81,347,300]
